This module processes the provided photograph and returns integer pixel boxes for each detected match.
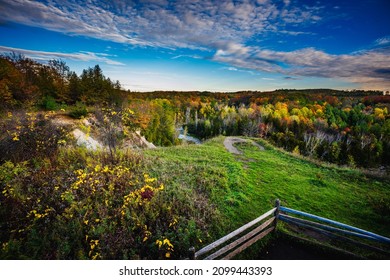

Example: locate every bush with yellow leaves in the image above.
[0,147,203,259]
[0,110,69,163]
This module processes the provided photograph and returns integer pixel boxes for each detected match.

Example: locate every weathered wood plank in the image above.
[280,215,390,254]
[221,226,275,260]
[195,207,276,258]
[205,217,275,260]
[279,214,386,244]
[316,227,390,255]
[280,207,390,243]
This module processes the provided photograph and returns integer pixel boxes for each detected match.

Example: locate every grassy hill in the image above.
[144,136,390,244]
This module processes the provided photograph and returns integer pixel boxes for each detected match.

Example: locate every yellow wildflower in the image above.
[57,139,66,145]
[163,238,171,246]
[12,133,19,141]
[155,240,162,248]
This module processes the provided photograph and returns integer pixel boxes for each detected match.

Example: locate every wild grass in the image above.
[145,136,390,240]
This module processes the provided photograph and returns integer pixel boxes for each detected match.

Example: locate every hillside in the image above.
[144,137,390,237]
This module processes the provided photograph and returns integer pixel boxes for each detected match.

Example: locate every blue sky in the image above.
[0,0,389,91]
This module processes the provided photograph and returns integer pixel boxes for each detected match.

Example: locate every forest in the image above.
[1,54,389,168]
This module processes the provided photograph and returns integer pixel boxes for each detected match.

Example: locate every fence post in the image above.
[189,247,195,260]
[274,199,280,231]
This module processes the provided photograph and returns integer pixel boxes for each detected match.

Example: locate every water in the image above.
[177,127,201,144]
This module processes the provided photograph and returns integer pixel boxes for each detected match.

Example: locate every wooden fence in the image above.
[191,199,390,259]
[278,205,390,256]
[190,204,278,260]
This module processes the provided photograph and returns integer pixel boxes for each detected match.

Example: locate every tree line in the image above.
[128,91,389,168]
[0,53,123,110]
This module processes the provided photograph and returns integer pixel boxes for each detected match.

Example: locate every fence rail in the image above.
[279,206,390,244]
[191,199,390,259]
[192,206,277,260]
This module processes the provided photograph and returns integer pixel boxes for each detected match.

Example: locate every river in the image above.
[177,127,201,144]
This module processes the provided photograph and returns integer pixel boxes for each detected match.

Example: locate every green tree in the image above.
[49,59,70,102]
[67,71,81,103]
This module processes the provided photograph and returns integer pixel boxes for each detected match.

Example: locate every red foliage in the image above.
[324,96,339,106]
[362,95,390,105]
[140,188,154,200]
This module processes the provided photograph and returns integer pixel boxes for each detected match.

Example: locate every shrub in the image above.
[69,102,88,119]
[0,149,209,259]
[41,95,59,111]
[0,111,69,163]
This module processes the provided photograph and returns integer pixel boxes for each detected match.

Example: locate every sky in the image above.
[0,0,389,92]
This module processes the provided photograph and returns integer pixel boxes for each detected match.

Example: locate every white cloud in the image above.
[0,46,125,65]
[278,30,315,36]
[0,0,322,50]
[375,36,390,46]
[171,54,202,60]
[225,67,238,71]
[221,66,258,75]
[213,45,390,89]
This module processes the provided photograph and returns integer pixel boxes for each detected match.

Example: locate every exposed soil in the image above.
[50,113,156,150]
[72,128,103,150]
[50,113,77,127]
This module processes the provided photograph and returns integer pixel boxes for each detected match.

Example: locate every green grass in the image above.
[144,136,390,241]
[143,137,245,239]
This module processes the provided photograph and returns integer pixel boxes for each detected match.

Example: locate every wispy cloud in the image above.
[0,46,125,65]
[171,54,203,60]
[221,66,259,76]
[212,43,390,89]
[262,77,276,81]
[375,36,390,46]
[0,0,322,50]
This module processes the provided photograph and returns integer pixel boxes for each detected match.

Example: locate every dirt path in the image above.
[223,137,264,155]
[50,114,77,126]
